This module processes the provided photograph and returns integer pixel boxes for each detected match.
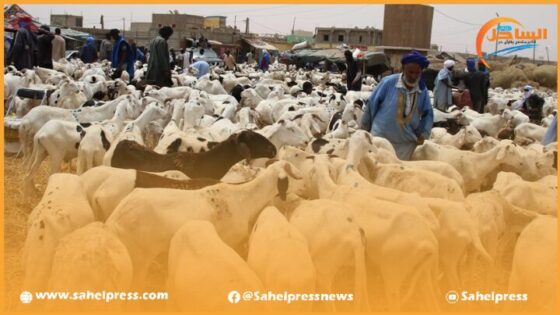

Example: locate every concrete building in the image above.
[382,4,433,49]
[376,4,434,70]
[130,22,151,33]
[204,16,226,29]
[50,14,83,28]
[152,13,204,30]
[314,26,382,50]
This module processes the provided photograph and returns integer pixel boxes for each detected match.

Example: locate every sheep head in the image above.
[234,130,277,163]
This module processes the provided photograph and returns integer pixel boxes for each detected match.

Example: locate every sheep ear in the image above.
[362,155,378,180]
[496,145,508,160]
[277,175,289,201]
[101,130,111,151]
[167,138,182,154]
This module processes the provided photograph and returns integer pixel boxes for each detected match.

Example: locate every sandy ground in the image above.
[4,154,50,311]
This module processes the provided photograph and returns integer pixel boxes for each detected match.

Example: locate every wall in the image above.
[204,17,226,29]
[315,28,382,49]
[130,22,151,33]
[382,4,433,49]
[152,13,204,30]
[50,14,83,28]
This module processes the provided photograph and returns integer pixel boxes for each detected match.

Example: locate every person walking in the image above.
[51,28,66,62]
[110,28,135,80]
[99,33,112,61]
[7,16,37,70]
[345,50,362,91]
[36,25,54,69]
[145,26,174,87]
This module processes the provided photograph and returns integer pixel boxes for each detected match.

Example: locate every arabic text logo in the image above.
[476,17,548,68]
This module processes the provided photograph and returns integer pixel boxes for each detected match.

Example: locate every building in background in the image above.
[287,29,314,45]
[50,14,83,28]
[204,16,226,29]
[314,26,382,50]
[130,22,151,33]
[378,4,434,69]
[152,13,204,30]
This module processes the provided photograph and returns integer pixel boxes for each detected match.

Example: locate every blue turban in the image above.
[466,58,477,73]
[401,50,430,69]
[86,36,95,45]
[401,50,430,90]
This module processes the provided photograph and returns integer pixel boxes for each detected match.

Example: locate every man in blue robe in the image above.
[361,50,433,160]
[109,29,135,81]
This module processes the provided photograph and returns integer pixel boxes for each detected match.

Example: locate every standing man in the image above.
[7,16,37,70]
[246,50,253,64]
[36,25,54,69]
[345,50,362,91]
[110,29,135,80]
[433,59,455,111]
[145,26,174,87]
[260,49,270,71]
[182,46,191,73]
[51,28,66,62]
[464,60,487,113]
[129,39,145,63]
[99,33,112,61]
[478,61,490,109]
[80,36,98,63]
[223,50,237,71]
[361,50,433,160]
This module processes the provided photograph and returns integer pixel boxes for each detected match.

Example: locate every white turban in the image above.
[444,60,455,69]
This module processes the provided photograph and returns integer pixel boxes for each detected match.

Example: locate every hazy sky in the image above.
[20,4,557,60]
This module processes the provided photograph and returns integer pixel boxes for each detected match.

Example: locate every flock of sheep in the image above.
[4,56,557,312]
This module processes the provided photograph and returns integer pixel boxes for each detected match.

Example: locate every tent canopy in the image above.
[242,37,278,52]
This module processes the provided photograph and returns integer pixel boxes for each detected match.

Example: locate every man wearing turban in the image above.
[79,36,98,64]
[361,50,433,160]
[6,16,37,70]
[433,59,455,111]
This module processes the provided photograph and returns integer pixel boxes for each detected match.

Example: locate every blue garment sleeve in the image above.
[417,91,434,139]
[542,115,557,145]
[361,78,387,131]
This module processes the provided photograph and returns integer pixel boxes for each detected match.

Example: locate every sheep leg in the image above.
[48,153,64,175]
[24,141,47,198]
[314,271,337,312]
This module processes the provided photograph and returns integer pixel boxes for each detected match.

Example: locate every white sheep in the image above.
[289,199,370,312]
[507,216,556,312]
[105,161,302,287]
[76,100,136,174]
[103,102,170,165]
[46,222,132,311]
[514,122,547,143]
[493,172,556,215]
[21,174,94,293]
[412,141,524,193]
[168,220,264,311]
[247,206,315,311]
